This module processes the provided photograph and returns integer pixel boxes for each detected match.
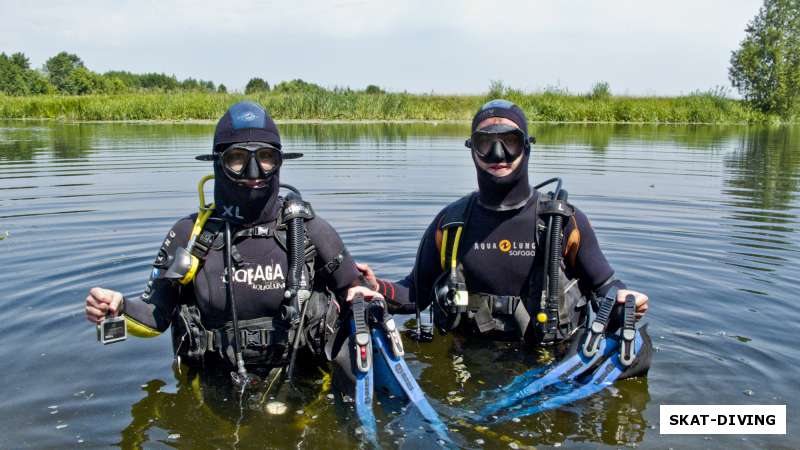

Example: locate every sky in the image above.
[0,0,762,96]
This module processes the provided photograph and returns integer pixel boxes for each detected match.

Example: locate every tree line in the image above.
[0,51,387,98]
[0,51,222,96]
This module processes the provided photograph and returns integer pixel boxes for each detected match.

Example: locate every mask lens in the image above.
[255,147,280,172]
[222,148,250,174]
[498,132,523,157]
[472,134,495,157]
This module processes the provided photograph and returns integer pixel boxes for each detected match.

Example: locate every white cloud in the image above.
[0,0,762,94]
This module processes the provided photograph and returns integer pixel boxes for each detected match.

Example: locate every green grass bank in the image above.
[0,91,774,123]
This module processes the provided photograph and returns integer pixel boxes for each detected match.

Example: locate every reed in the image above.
[0,91,773,123]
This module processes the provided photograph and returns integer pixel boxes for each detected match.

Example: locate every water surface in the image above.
[1,121,798,449]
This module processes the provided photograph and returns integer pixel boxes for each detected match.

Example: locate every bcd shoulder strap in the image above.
[438,192,477,271]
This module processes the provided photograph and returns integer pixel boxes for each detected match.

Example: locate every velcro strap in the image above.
[234,225,273,240]
[474,303,495,333]
[468,293,521,316]
[240,328,272,348]
[320,253,344,274]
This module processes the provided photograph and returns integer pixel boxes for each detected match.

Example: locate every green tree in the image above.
[63,67,96,95]
[0,52,53,95]
[44,51,85,93]
[729,0,800,117]
[273,79,325,94]
[0,53,28,94]
[245,77,270,94]
[217,83,227,93]
[10,52,30,70]
[365,84,385,94]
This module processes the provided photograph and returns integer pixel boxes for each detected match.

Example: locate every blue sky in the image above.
[0,0,761,95]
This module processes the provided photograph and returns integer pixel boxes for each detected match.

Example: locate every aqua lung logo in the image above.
[474,239,536,257]
[225,263,285,291]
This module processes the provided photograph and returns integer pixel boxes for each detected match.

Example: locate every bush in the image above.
[273,79,325,94]
[245,77,270,94]
[588,81,611,100]
[365,84,385,94]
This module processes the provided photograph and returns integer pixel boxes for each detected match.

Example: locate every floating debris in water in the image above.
[50,410,58,415]
[553,443,562,448]
[326,393,335,400]
[475,439,485,445]
[0,231,8,240]
[48,405,58,409]
[509,442,519,449]
[265,401,288,415]
[56,424,68,430]
[77,439,84,444]
[296,410,304,415]
[512,417,521,423]
[743,389,754,396]
[167,433,180,440]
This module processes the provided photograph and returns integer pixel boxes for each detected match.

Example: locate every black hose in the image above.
[287,218,304,292]
[285,190,308,381]
[224,221,247,378]
[545,188,568,339]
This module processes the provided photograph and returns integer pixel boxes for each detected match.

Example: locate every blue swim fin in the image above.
[371,328,451,444]
[350,300,379,446]
[477,337,619,419]
[493,332,644,422]
[478,293,644,422]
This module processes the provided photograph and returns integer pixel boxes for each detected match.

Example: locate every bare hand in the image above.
[85,287,124,324]
[617,289,648,320]
[355,263,379,291]
[346,285,384,303]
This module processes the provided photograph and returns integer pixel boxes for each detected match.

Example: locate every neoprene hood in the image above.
[212,101,282,225]
[470,99,533,210]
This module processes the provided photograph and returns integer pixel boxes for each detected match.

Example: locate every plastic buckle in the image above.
[620,294,637,366]
[354,331,372,373]
[492,296,517,315]
[450,283,469,313]
[382,317,404,357]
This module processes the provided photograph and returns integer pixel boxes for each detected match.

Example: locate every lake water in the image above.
[1,121,798,449]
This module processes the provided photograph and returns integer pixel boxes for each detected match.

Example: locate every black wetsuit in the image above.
[122,207,360,361]
[377,190,622,315]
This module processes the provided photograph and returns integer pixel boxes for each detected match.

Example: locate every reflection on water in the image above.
[0,121,798,449]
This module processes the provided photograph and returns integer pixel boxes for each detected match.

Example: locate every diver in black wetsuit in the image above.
[85,101,382,378]
[359,99,651,378]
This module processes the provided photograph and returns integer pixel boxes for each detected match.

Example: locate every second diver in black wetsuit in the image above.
[358,99,653,417]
